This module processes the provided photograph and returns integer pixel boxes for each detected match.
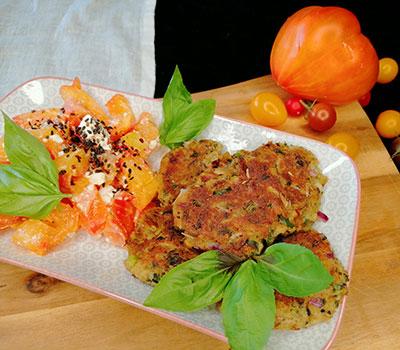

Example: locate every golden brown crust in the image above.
[125,141,347,330]
[173,143,327,258]
[158,140,224,206]
[125,207,199,285]
[274,230,348,330]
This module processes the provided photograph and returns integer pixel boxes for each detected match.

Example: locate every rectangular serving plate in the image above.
[0,77,360,350]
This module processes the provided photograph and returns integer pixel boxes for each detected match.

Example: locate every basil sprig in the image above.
[258,243,333,297]
[144,243,334,350]
[0,111,70,219]
[160,66,216,149]
[222,260,276,350]
[144,250,232,311]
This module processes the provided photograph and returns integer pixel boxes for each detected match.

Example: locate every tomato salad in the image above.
[0,78,160,255]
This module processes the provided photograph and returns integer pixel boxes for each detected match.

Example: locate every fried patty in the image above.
[274,230,348,330]
[173,142,327,258]
[158,140,224,206]
[124,207,199,285]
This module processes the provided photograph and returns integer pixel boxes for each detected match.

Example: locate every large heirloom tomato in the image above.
[270,6,379,105]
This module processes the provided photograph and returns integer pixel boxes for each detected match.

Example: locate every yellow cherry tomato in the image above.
[377,57,398,84]
[375,110,400,138]
[250,92,287,127]
[327,132,360,159]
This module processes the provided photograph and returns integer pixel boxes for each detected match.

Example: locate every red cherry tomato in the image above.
[308,103,337,132]
[358,91,371,107]
[285,97,305,117]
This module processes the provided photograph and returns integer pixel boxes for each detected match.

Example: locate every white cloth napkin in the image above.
[0,0,156,98]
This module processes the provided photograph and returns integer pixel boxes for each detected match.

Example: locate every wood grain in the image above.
[1,75,399,350]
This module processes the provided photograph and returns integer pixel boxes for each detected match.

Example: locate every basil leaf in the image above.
[258,243,333,297]
[163,99,216,147]
[144,250,232,312]
[0,164,67,219]
[3,111,58,185]
[222,260,276,350]
[160,66,192,143]
[159,66,216,148]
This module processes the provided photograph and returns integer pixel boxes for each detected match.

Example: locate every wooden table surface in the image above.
[1,76,399,350]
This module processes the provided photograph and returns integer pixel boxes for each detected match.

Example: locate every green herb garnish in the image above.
[159,66,216,149]
[144,243,333,350]
[144,250,232,312]
[213,187,232,196]
[258,243,333,297]
[222,260,276,350]
[0,111,70,219]
[278,214,295,228]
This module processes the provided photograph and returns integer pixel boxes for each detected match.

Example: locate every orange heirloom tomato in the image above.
[75,187,108,236]
[60,77,109,122]
[55,148,89,178]
[0,214,24,231]
[12,203,79,255]
[119,155,160,211]
[29,126,67,158]
[270,6,379,105]
[121,112,160,157]
[0,137,8,164]
[106,94,136,141]
[135,112,159,142]
[13,108,60,128]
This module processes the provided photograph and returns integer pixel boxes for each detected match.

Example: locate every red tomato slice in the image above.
[89,192,136,246]
[111,192,136,238]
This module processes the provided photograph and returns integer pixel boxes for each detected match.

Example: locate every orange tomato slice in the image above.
[60,78,109,123]
[106,94,136,141]
[12,203,79,255]
[75,186,108,236]
[0,214,24,232]
[0,137,8,164]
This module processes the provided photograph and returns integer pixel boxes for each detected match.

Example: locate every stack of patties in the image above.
[125,139,348,329]
[125,140,224,284]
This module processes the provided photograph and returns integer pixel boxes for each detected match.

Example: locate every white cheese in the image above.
[85,172,106,186]
[73,184,95,212]
[78,114,111,151]
[99,185,116,204]
[48,134,64,144]
[149,139,158,150]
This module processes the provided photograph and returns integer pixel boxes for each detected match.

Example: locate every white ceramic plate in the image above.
[0,77,360,350]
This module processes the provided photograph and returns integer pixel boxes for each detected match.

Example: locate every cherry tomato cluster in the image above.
[249,93,361,158]
[250,56,398,159]
[250,93,338,132]
[285,97,337,132]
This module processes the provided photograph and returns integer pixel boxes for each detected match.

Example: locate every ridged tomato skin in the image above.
[270,6,379,105]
